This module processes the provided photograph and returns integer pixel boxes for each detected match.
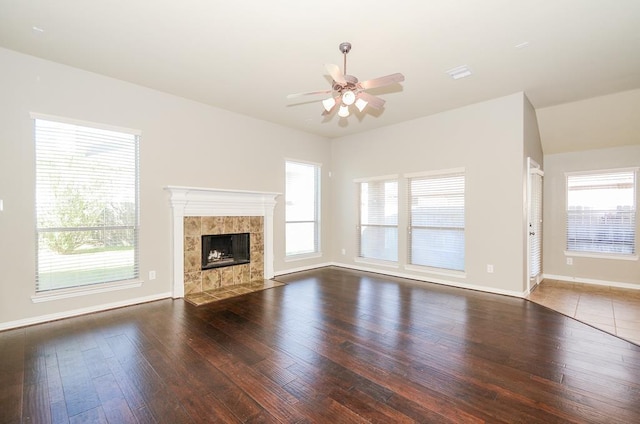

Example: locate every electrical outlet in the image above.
[341,248,346,255]
[566,257,573,265]
[149,270,156,280]
[487,264,494,273]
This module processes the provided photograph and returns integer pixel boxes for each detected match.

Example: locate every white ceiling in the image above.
[1,0,639,146]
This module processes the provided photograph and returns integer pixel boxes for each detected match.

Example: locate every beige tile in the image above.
[613,303,640,321]
[552,305,579,317]
[184,217,201,236]
[616,327,640,345]
[615,318,640,331]
[232,263,249,284]
[202,268,221,291]
[184,235,200,253]
[184,272,202,295]
[574,311,615,327]
[184,251,201,272]
[202,216,224,235]
[576,301,613,317]
[250,216,264,233]
[220,267,234,287]
[237,216,251,233]
[223,216,236,233]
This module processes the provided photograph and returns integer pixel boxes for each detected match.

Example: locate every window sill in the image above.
[405,264,467,278]
[32,279,144,303]
[285,252,322,262]
[564,251,638,261]
[354,257,399,269]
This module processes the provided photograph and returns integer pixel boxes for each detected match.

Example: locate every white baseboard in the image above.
[277,261,526,298]
[542,274,640,290]
[275,261,334,277]
[0,292,172,331]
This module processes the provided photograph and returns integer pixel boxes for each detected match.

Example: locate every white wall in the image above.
[330,93,533,295]
[0,48,331,328]
[543,145,640,287]
[536,89,640,154]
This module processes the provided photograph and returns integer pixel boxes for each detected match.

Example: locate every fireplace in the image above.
[165,186,279,298]
[201,232,250,270]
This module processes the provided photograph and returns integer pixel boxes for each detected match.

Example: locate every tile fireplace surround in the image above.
[165,186,279,299]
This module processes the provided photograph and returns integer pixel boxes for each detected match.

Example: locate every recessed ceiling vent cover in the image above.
[446,65,473,80]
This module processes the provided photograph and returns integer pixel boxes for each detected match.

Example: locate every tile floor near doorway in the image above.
[528,279,640,345]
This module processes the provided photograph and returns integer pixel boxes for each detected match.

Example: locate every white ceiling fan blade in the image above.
[358,73,405,90]
[358,92,386,110]
[325,63,346,84]
[287,89,333,99]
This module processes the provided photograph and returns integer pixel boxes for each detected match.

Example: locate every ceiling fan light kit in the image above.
[288,42,405,119]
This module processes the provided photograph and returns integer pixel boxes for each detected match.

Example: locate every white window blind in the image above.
[35,117,140,292]
[358,179,398,262]
[408,171,465,271]
[285,160,320,256]
[566,170,636,255]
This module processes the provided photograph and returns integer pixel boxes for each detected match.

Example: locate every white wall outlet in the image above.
[341,248,346,255]
[487,264,494,273]
[566,257,573,265]
[149,270,157,280]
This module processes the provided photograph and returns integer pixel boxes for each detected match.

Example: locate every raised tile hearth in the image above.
[184,279,285,306]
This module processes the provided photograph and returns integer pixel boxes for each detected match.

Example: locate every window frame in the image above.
[564,167,638,261]
[31,113,142,302]
[284,159,321,260]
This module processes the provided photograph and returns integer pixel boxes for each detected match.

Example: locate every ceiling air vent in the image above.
[446,65,472,80]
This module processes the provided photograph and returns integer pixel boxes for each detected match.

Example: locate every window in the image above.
[357,177,398,262]
[285,160,320,256]
[566,169,636,256]
[408,170,465,271]
[34,115,140,293]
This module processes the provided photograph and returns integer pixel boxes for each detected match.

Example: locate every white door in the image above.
[527,158,543,292]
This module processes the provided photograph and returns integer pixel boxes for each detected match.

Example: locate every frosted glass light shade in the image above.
[322,97,336,112]
[355,98,368,112]
[338,105,350,117]
[342,90,356,105]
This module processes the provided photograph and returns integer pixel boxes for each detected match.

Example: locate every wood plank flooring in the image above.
[2,266,640,423]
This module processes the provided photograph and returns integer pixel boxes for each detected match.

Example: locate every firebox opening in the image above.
[201,233,250,270]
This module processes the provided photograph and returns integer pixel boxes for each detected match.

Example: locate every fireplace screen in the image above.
[201,233,250,270]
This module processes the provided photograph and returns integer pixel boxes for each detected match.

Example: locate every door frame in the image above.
[527,157,544,293]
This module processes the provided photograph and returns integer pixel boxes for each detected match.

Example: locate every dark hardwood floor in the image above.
[2,267,640,423]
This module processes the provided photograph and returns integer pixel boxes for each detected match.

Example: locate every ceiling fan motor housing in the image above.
[333,74,359,93]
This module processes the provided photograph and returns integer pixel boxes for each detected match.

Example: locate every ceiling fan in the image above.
[287,42,405,118]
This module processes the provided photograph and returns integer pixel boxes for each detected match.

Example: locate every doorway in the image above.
[527,158,543,293]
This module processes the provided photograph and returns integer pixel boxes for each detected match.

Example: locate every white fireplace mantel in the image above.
[165,186,280,298]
